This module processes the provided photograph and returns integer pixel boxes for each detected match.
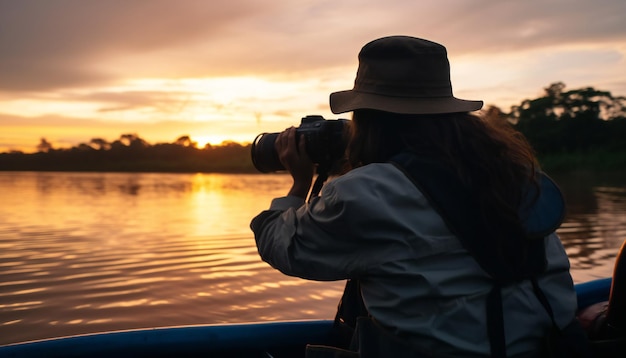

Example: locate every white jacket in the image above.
[251,162,578,357]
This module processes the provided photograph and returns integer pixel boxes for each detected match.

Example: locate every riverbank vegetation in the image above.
[0,136,256,173]
[509,82,626,173]
[1,82,625,173]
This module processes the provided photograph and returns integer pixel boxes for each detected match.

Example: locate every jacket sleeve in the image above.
[250,165,431,281]
[250,185,363,280]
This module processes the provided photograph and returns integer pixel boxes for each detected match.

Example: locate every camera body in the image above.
[251,115,349,173]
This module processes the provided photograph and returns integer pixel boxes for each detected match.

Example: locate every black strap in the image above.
[532,278,559,329]
[486,284,507,358]
[309,165,330,202]
[332,279,369,349]
[389,152,553,358]
[335,280,368,327]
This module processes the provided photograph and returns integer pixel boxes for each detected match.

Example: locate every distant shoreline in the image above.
[537,150,626,173]
[1,151,625,174]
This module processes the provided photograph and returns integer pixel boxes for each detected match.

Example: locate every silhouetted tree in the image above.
[175,135,197,148]
[89,138,110,150]
[76,143,92,151]
[37,138,53,153]
[119,133,148,148]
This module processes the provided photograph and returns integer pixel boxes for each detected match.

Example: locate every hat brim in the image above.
[330,90,483,115]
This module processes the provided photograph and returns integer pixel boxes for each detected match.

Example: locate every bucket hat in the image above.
[330,36,483,114]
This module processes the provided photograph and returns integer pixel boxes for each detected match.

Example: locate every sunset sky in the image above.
[1,0,625,153]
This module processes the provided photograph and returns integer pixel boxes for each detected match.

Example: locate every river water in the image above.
[1,171,625,345]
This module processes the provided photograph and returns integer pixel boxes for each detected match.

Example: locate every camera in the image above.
[251,115,349,173]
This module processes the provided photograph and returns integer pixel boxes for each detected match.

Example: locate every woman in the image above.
[251,36,580,357]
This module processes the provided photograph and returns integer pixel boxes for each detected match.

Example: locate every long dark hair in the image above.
[346,108,539,245]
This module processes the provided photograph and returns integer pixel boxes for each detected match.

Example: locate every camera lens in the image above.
[251,132,284,173]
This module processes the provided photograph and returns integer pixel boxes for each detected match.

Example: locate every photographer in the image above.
[251,36,583,357]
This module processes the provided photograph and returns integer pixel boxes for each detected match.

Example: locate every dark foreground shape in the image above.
[583,240,626,357]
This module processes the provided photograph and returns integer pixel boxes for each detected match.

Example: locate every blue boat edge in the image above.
[0,319,336,357]
[0,278,613,358]
[575,277,611,309]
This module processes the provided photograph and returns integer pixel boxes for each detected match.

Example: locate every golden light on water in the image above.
[1,170,625,345]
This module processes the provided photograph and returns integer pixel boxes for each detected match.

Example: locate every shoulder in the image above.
[318,163,428,214]
[326,163,416,194]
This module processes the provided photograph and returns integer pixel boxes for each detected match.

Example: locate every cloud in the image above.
[3,0,625,93]
[84,91,193,114]
[0,0,280,90]
[424,0,626,52]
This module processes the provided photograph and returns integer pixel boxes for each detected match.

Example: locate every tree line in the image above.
[0,134,256,173]
[1,82,625,173]
[509,82,626,171]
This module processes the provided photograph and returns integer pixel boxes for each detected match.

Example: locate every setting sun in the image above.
[192,134,235,148]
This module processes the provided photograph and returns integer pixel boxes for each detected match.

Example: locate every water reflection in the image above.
[0,171,625,345]
[554,172,626,282]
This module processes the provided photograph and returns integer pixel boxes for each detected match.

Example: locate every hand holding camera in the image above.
[251,115,349,173]
[275,127,315,199]
[251,115,349,200]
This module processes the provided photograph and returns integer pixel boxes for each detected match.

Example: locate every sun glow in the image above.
[191,135,234,148]
[0,74,349,152]
[119,76,336,123]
